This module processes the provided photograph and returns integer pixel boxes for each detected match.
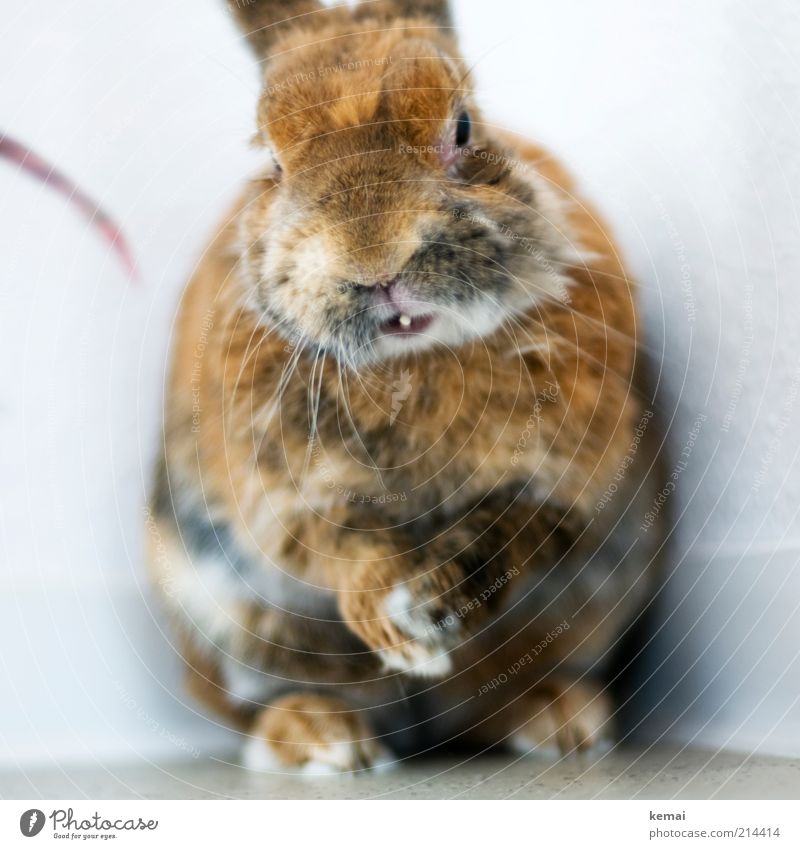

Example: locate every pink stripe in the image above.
[0,132,138,277]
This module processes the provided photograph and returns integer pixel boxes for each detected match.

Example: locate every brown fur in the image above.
[147,0,658,772]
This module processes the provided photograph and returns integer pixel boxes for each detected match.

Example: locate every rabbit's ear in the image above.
[356,0,452,28]
[228,0,324,59]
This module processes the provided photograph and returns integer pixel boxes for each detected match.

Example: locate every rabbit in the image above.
[147,0,661,774]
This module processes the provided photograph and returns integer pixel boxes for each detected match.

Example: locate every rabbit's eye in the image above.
[455,110,471,147]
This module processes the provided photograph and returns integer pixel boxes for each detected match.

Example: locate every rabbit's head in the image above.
[232,0,575,365]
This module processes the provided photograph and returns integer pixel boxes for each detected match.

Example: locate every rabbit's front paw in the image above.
[507,679,613,757]
[340,563,479,677]
[243,693,394,775]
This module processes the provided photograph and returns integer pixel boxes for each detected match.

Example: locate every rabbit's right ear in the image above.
[228,0,324,59]
[357,0,452,28]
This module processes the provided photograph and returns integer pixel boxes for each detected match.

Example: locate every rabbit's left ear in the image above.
[228,0,324,59]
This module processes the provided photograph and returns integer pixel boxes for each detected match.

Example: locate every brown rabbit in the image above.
[147,0,660,773]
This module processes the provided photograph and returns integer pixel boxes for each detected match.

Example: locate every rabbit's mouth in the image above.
[373,279,436,338]
[378,311,436,336]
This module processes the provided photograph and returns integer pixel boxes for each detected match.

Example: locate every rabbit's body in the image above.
[148,0,658,772]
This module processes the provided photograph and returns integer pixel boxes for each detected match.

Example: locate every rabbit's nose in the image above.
[377,278,421,311]
[376,274,398,290]
[374,276,401,301]
[350,274,399,295]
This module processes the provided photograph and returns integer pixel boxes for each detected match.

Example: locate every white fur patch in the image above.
[241,736,285,773]
[170,553,245,648]
[385,586,436,640]
[242,737,396,775]
[379,644,452,678]
[222,658,277,705]
[381,586,455,677]
[507,733,561,760]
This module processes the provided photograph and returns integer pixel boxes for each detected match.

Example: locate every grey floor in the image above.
[3,746,798,800]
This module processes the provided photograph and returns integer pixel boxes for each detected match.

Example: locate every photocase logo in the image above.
[389,369,413,425]
[16,807,159,837]
[19,809,46,837]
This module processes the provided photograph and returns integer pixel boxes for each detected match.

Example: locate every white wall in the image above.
[0,0,258,766]
[2,0,799,767]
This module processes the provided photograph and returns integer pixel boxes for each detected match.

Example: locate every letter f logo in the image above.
[19,809,46,837]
